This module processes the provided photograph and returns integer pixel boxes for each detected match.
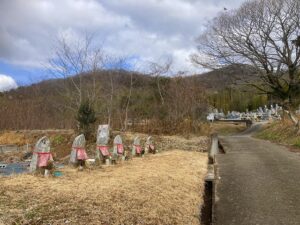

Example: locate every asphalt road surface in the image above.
[215,128,300,225]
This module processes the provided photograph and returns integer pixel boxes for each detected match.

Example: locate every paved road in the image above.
[215,132,300,225]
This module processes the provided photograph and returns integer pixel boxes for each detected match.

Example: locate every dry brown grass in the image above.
[255,120,300,151]
[210,122,247,135]
[0,130,74,146]
[119,132,209,152]
[0,130,75,162]
[0,150,207,225]
[0,132,28,146]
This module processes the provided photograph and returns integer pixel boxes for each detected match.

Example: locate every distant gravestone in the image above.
[145,136,156,154]
[132,136,142,156]
[230,111,237,119]
[96,125,110,163]
[275,104,279,112]
[207,113,214,122]
[30,136,53,173]
[70,134,88,168]
[252,112,258,120]
[275,104,281,116]
[264,105,268,113]
[219,112,225,119]
[268,109,272,119]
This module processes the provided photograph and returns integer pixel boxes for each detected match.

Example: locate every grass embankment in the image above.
[255,120,300,150]
[0,150,207,225]
[0,130,75,163]
[211,122,247,135]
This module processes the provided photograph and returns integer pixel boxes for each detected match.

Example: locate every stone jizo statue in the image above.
[96,125,110,163]
[145,136,156,154]
[30,136,53,175]
[132,136,143,156]
[70,134,88,169]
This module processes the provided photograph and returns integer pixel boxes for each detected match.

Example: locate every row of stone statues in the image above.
[29,125,156,173]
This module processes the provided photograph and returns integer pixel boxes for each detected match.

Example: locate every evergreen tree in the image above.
[76,101,97,139]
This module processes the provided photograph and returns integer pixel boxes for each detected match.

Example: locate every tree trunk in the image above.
[124,72,133,131]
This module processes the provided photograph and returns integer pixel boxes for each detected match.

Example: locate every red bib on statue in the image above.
[135,145,142,154]
[76,148,88,160]
[37,152,53,167]
[98,146,110,156]
[117,144,124,154]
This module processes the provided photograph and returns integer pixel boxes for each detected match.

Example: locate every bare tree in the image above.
[100,56,128,127]
[166,75,207,121]
[147,58,172,105]
[123,71,133,131]
[48,33,104,112]
[192,0,300,127]
[46,33,104,133]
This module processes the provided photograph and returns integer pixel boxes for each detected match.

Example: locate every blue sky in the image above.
[0,0,244,91]
[0,61,46,85]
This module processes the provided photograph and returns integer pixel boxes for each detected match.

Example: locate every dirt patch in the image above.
[0,150,207,225]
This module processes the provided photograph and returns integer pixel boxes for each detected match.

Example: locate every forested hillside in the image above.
[0,65,267,133]
[191,64,268,112]
[0,70,206,133]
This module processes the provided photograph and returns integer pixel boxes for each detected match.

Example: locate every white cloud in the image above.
[0,0,245,74]
[0,74,18,92]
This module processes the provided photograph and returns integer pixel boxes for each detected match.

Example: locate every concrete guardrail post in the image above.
[209,133,219,164]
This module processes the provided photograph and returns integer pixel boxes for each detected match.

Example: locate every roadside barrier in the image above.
[202,133,224,225]
[209,133,219,164]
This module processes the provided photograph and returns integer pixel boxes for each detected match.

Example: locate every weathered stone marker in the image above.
[132,136,143,156]
[113,135,125,160]
[30,136,53,176]
[209,133,219,164]
[96,124,110,164]
[70,134,88,170]
[145,136,156,154]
